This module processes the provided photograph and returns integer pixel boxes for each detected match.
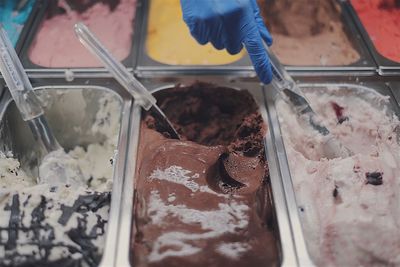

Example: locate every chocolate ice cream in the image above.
[257,0,360,65]
[131,83,279,267]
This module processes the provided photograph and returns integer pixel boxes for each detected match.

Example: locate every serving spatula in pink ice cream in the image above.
[265,46,353,159]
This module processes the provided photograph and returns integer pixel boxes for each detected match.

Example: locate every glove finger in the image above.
[209,19,225,50]
[213,1,243,54]
[190,22,210,45]
[180,0,209,45]
[256,17,273,46]
[243,31,272,84]
[210,39,225,50]
[225,40,243,55]
[250,0,273,46]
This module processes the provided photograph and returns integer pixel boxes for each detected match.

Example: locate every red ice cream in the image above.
[351,0,400,62]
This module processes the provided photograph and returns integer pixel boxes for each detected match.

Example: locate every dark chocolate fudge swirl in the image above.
[0,190,110,267]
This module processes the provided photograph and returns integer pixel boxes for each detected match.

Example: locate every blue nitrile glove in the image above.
[180,0,273,83]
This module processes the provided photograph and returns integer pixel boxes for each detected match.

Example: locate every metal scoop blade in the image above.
[266,47,352,159]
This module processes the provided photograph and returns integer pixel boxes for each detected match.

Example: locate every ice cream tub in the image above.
[265,82,400,266]
[345,1,400,76]
[254,0,377,75]
[0,0,41,54]
[19,0,138,74]
[135,0,256,75]
[114,77,298,266]
[135,0,376,77]
[0,81,133,267]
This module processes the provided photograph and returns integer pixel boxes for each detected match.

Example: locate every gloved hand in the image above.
[180,0,273,83]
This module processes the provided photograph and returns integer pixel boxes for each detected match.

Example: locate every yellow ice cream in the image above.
[146,0,245,65]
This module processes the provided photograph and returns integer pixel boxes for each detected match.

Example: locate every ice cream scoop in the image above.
[0,27,84,186]
[265,46,352,159]
[74,22,180,139]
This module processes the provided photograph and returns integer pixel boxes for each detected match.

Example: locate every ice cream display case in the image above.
[134,0,376,76]
[345,0,400,75]
[265,81,400,266]
[0,78,133,266]
[1,0,400,266]
[114,76,297,267]
[19,0,139,74]
[1,76,399,266]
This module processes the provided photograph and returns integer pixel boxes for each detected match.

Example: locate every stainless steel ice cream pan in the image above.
[135,0,376,76]
[344,2,400,76]
[134,0,254,74]
[0,84,132,267]
[19,0,137,74]
[115,76,298,267]
[264,82,400,266]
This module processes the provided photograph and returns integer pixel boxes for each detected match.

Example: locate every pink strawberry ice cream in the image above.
[276,85,400,266]
[28,0,136,67]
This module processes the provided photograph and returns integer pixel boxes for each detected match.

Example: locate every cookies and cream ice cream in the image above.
[131,83,279,267]
[276,85,400,266]
[0,92,121,266]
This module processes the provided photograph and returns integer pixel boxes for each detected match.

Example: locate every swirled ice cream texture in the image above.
[276,86,400,266]
[132,83,279,267]
[0,92,121,266]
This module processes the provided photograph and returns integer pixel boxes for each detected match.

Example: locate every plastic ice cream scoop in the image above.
[74,22,180,139]
[0,27,84,186]
[266,46,352,159]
